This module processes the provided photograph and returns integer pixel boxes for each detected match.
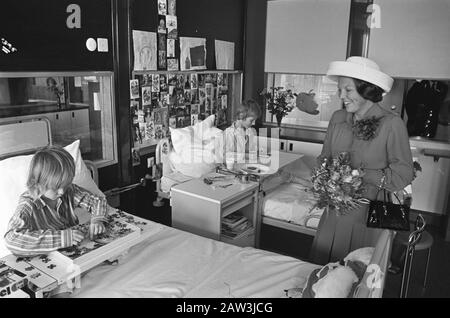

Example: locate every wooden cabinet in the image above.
[368,0,450,79]
[171,177,259,247]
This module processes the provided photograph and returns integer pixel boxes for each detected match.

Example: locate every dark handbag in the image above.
[366,187,410,231]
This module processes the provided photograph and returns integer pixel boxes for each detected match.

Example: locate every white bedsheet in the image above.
[160,171,194,193]
[262,183,324,229]
[71,222,319,298]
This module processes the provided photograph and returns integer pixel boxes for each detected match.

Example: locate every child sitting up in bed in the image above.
[4,145,109,257]
[222,99,261,162]
[220,100,310,187]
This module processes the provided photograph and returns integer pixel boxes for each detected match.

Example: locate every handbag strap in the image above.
[375,170,402,204]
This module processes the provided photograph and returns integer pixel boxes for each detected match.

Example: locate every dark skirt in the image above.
[309,203,383,265]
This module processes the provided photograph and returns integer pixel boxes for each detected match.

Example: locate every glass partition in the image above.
[0,72,117,167]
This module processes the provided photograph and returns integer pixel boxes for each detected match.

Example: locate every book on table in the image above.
[222,212,248,229]
[221,222,252,239]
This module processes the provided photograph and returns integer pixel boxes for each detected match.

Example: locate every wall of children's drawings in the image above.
[130,0,245,152]
[130,71,231,146]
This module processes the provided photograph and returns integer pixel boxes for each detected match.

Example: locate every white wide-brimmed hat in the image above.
[326,56,394,93]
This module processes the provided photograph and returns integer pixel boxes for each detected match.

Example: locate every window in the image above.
[264,73,341,129]
[0,72,117,167]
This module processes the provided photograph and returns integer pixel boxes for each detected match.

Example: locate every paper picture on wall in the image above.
[184,74,191,89]
[167,0,176,15]
[145,120,155,140]
[154,108,163,125]
[166,15,178,40]
[169,116,177,128]
[142,74,152,86]
[151,74,160,92]
[183,89,191,104]
[218,73,228,86]
[197,74,206,88]
[189,104,198,115]
[131,147,141,166]
[158,33,167,51]
[167,58,179,71]
[180,37,206,71]
[191,114,199,126]
[159,74,168,92]
[158,0,167,15]
[160,107,168,126]
[215,39,235,70]
[221,95,228,109]
[154,124,164,139]
[167,39,175,58]
[133,30,157,71]
[141,86,152,106]
[190,73,198,89]
[130,79,140,99]
[190,89,199,104]
[205,83,213,96]
[130,100,139,112]
[158,51,167,70]
[168,74,177,86]
[157,15,166,33]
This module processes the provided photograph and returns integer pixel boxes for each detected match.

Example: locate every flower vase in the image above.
[275,114,283,136]
[276,114,283,127]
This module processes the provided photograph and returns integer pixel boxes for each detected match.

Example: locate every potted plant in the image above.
[260,87,296,127]
[46,77,65,109]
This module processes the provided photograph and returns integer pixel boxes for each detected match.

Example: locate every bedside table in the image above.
[171,175,259,247]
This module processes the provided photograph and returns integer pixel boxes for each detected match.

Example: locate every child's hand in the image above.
[89,222,106,240]
[71,230,85,246]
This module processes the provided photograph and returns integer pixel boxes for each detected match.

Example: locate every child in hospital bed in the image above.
[221,99,261,163]
[4,145,109,256]
[4,145,110,295]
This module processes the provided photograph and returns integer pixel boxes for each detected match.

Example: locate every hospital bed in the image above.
[256,138,325,238]
[0,118,394,298]
[152,137,194,207]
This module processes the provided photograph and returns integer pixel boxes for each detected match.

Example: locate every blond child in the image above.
[4,145,108,257]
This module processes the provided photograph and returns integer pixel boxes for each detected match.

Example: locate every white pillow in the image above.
[0,140,103,258]
[312,265,359,298]
[344,247,375,266]
[168,115,223,178]
[170,115,217,153]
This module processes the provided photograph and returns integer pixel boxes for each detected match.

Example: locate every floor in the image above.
[121,185,450,298]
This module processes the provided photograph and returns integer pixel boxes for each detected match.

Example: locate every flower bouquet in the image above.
[311,152,367,215]
[260,87,296,127]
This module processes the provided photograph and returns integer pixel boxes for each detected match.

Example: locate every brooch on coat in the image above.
[352,116,384,141]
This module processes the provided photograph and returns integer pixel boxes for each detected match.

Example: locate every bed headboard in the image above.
[0,117,52,159]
